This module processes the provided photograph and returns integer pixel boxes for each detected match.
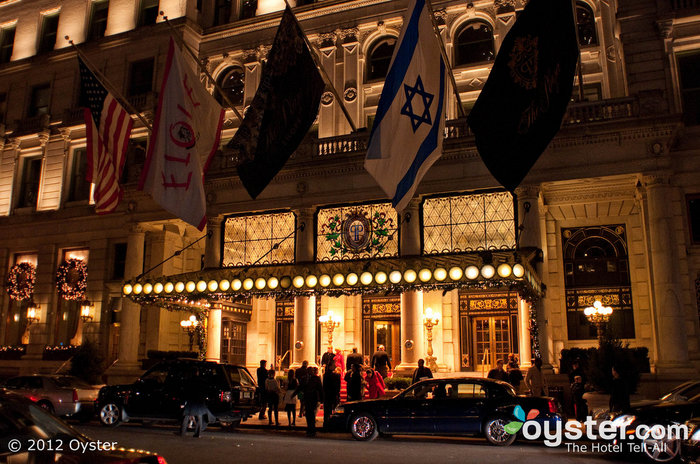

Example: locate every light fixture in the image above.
[465,266,480,280]
[306,275,318,288]
[513,263,525,278]
[164,282,174,293]
[180,315,201,351]
[375,271,387,284]
[231,279,242,291]
[154,282,164,294]
[497,263,512,278]
[143,283,153,294]
[332,274,345,286]
[360,272,373,285]
[279,276,292,289]
[243,278,254,290]
[255,278,266,290]
[123,284,133,295]
[346,273,358,286]
[481,265,495,279]
[207,280,218,292]
[268,277,279,289]
[404,269,417,283]
[433,268,447,281]
[292,276,305,288]
[196,280,207,292]
[26,301,40,325]
[319,275,331,287]
[133,283,143,294]
[318,310,342,347]
[175,282,185,293]
[185,281,196,292]
[584,300,614,344]
[80,300,94,322]
[423,307,441,371]
[448,267,463,280]
[389,270,402,284]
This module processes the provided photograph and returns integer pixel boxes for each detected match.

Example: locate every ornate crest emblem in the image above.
[341,212,372,253]
[508,35,538,90]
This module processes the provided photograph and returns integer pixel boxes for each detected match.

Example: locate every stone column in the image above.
[395,291,424,375]
[400,199,421,256]
[518,299,532,368]
[291,208,317,367]
[204,216,223,268]
[644,176,691,373]
[206,308,222,363]
[112,225,145,377]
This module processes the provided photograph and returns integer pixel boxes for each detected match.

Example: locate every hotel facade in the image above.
[0,0,698,387]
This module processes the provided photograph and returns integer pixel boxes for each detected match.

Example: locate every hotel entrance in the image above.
[362,296,401,368]
[459,292,519,373]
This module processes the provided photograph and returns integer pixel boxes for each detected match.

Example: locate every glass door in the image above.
[473,316,511,373]
[373,320,400,368]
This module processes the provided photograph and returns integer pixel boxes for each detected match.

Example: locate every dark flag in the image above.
[467,0,578,192]
[227,6,325,199]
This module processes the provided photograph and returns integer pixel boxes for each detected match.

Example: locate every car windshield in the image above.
[51,376,94,389]
[661,382,700,401]
[0,401,84,442]
[238,368,255,387]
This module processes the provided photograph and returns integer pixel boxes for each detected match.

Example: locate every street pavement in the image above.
[74,420,627,464]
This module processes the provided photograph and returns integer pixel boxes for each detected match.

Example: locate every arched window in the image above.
[576,1,598,46]
[366,37,396,81]
[215,66,245,106]
[454,21,494,67]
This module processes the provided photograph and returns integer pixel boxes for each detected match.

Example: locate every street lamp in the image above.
[80,300,94,323]
[318,310,342,348]
[180,315,200,351]
[423,307,441,372]
[26,301,40,325]
[584,300,613,344]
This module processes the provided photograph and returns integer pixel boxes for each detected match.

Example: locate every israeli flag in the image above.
[365,0,445,212]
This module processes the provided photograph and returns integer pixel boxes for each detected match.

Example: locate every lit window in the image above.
[576,1,597,46]
[223,212,296,267]
[0,25,15,64]
[677,51,700,126]
[88,1,109,41]
[17,157,42,209]
[367,38,396,81]
[422,192,515,254]
[128,58,154,96]
[454,22,494,67]
[138,0,159,26]
[67,148,92,203]
[28,83,51,117]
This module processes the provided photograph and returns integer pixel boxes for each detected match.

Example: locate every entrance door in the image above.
[276,320,293,370]
[473,317,511,372]
[373,320,400,368]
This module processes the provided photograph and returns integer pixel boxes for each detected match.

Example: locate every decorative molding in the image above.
[339,27,360,43]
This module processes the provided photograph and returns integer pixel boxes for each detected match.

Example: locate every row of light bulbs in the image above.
[123,263,526,297]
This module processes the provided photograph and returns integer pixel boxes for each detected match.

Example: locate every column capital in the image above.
[514,184,540,200]
[128,224,146,235]
[642,174,672,189]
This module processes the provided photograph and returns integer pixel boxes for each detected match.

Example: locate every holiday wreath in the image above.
[56,258,87,300]
[6,262,36,301]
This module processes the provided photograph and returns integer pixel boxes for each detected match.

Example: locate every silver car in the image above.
[1,374,101,419]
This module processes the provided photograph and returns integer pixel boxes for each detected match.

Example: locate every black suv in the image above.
[96,359,259,428]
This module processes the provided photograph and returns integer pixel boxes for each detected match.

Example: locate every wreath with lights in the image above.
[56,258,87,301]
[6,262,36,301]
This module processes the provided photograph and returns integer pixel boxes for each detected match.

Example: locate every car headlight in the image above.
[333,405,345,414]
[691,428,700,443]
[611,414,636,428]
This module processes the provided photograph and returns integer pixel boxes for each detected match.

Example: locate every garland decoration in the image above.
[6,262,36,301]
[56,258,88,301]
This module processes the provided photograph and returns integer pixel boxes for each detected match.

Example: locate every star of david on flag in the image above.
[364,0,445,212]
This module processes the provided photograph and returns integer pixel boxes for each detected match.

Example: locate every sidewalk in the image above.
[239,406,325,431]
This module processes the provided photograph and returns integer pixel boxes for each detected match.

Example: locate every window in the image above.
[562,225,635,340]
[367,38,396,81]
[67,148,91,202]
[138,0,159,26]
[456,382,487,399]
[571,82,603,103]
[317,203,399,261]
[223,211,296,267]
[422,191,516,254]
[0,25,15,64]
[17,157,42,208]
[38,13,59,54]
[112,243,127,280]
[677,51,700,126]
[215,67,245,106]
[55,249,88,345]
[576,1,598,46]
[128,58,154,96]
[215,0,232,25]
[454,21,494,67]
[239,0,257,20]
[88,1,109,41]
[28,83,51,117]
[688,194,700,244]
[121,138,147,183]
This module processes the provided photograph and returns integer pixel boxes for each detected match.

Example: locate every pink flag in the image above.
[139,38,224,230]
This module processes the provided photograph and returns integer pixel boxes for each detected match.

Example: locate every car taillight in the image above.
[157,456,168,464]
[72,389,79,403]
[220,391,232,402]
[548,399,558,413]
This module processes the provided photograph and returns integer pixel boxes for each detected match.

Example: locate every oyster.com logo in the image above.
[504,405,541,435]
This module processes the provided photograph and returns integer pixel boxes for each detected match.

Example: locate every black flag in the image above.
[228,6,325,199]
[468,0,579,192]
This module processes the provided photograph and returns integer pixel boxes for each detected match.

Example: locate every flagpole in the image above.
[424,0,466,119]
[161,14,245,124]
[281,2,357,133]
[66,37,153,133]
[570,0,585,102]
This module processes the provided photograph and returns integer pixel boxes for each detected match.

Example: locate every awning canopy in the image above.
[122,248,543,311]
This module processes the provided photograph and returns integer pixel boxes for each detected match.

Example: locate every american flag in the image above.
[78,57,133,214]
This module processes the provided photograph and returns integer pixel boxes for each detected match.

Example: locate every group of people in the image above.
[256,345,397,437]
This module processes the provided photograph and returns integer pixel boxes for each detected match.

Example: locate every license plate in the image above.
[242,392,251,399]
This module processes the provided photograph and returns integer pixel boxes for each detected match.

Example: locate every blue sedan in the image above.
[327,377,561,445]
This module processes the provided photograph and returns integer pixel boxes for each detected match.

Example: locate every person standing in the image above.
[256,360,268,420]
[525,358,548,396]
[412,358,433,384]
[344,363,363,402]
[265,370,281,427]
[487,359,510,383]
[296,360,309,418]
[333,349,345,377]
[506,354,523,391]
[609,366,630,413]
[321,346,334,370]
[568,358,587,386]
[571,375,588,421]
[294,367,324,436]
[180,368,212,438]
[366,369,386,399]
[346,347,363,372]
[371,345,391,379]
[322,362,341,429]
[283,369,298,427]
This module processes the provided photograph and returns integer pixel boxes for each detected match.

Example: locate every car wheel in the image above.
[350,413,378,441]
[642,435,681,462]
[484,416,517,446]
[38,401,54,415]
[99,403,122,427]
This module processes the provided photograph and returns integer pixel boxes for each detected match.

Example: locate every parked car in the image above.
[630,381,700,409]
[96,359,259,428]
[682,417,700,463]
[1,374,100,420]
[326,377,561,445]
[0,391,166,463]
[609,394,700,463]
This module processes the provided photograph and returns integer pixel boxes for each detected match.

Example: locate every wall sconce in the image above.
[80,300,94,323]
[26,301,40,325]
